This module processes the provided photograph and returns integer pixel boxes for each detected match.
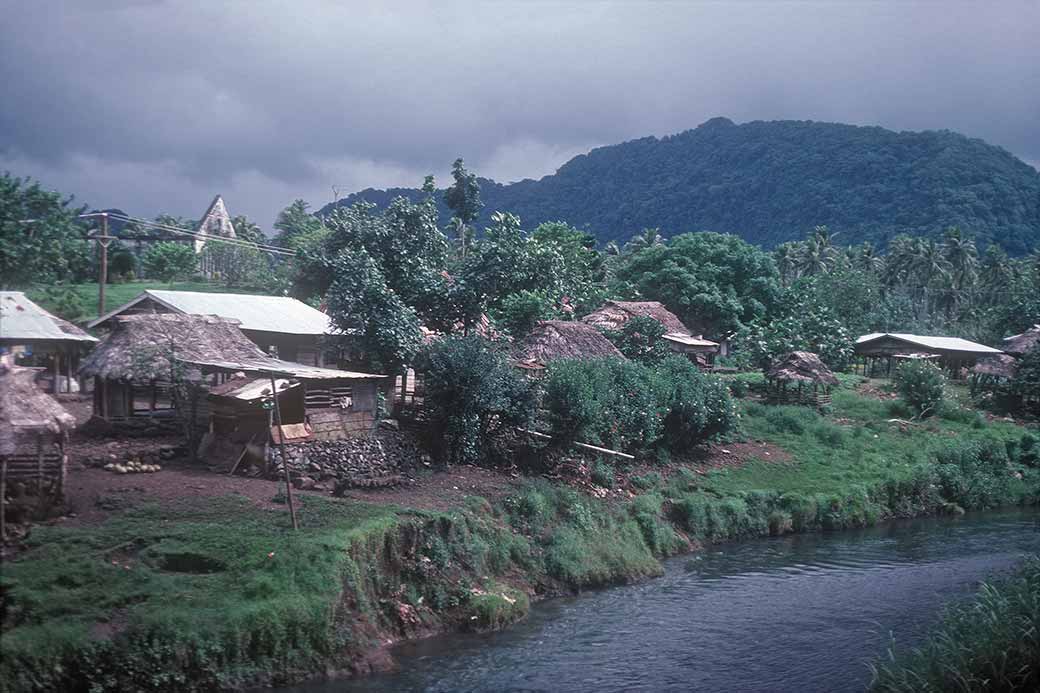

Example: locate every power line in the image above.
[104,213,297,257]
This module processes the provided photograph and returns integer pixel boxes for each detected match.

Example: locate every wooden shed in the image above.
[1,359,75,533]
[0,291,98,393]
[854,333,1003,377]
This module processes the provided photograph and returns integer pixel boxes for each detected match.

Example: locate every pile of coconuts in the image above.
[103,459,162,474]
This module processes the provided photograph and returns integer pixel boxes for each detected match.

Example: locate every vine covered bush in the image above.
[894,360,946,418]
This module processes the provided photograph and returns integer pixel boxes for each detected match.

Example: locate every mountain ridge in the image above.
[320,118,1040,253]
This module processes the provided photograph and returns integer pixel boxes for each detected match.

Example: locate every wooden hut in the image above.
[971,354,1019,397]
[0,291,98,393]
[853,333,1003,377]
[1003,326,1040,357]
[513,320,623,372]
[582,300,721,365]
[1,359,75,533]
[765,351,839,407]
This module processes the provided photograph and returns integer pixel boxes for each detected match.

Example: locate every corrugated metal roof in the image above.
[662,333,719,348]
[0,292,98,343]
[855,332,1002,354]
[209,376,297,401]
[89,290,336,336]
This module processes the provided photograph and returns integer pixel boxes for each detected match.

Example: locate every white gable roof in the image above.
[855,332,1002,355]
[0,292,97,343]
[89,290,336,336]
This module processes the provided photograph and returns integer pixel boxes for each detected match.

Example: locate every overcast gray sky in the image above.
[1,1,1037,230]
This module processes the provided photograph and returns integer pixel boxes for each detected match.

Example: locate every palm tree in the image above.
[774,242,802,285]
[795,226,840,276]
[940,228,978,318]
[852,241,885,276]
[624,227,664,253]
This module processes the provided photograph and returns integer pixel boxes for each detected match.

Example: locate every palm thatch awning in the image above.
[766,351,839,386]
[79,313,271,382]
[582,300,690,335]
[513,320,623,368]
[973,354,1018,380]
[1003,326,1040,357]
[0,361,75,456]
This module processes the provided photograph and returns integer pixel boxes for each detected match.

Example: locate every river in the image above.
[291,509,1040,693]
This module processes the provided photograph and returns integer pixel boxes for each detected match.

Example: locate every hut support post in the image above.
[269,373,299,531]
[1,458,6,543]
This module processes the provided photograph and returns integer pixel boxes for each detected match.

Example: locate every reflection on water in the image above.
[289,509,1040,693]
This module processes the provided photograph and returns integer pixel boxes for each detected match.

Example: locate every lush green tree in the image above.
[274,199,326,250]
[0,172,91,288]
[530,221,606,314]
[601,315,671,366]
[495,289,558,337]
[142,242,197,283]
[444,158,483,257]
[424,336,535,466]
[612,232,781,336]
[323,248,423,374]
[655,356,736,450]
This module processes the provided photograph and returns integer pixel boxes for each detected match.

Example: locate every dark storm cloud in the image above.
[1,0,1037,228]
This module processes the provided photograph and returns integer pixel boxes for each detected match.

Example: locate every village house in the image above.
[88,289,336,366]
[0,291,98,393]
[582,299,722,366]
[512,320,624,374]
[78,314,384,447]
[0,357,76,536]
[765,350,839,407]
[853,333,1003,377]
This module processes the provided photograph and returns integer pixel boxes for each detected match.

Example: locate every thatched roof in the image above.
[582,300,691,336]
[973,354,1018,379]
[0,361,75,456]
[1003,326,1040,357]
[513,320,623,367]
[79,313,268,382]
[766,351,839,386]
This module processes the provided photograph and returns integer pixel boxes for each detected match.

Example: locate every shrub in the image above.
[893,360,945,418]
[629,472,662,490]
[424,336,536,466]
[142,242,197,283]
[544,357,662,453]
[590,460,615,488]
[655,356,737,451]
[496,290,557,337]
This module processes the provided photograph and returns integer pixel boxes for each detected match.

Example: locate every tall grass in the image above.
[871,557,1040,692]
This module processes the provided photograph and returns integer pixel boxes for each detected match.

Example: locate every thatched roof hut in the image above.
[513,320,623,368]
[80,313,267,382]
[582,300,690,335]
[973,354,1018,380]
[0,361,75,457]
[766,351,839,387]
[1003,326,1040,357]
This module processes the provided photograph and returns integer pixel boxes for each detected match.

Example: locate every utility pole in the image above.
[268,372,299,530]
[96,213,112,316]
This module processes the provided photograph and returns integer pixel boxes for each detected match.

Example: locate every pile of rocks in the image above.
[266,431,429,492]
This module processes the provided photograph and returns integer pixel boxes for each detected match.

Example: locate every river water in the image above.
[294,509,1040,693]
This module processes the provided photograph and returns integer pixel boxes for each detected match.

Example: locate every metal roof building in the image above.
[88,290,337,366]
[1,291,98,393]
[854,332,1002,376]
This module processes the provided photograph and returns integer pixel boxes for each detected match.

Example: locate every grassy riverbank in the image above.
[3,385,1039,691]
[870,557,1040,692]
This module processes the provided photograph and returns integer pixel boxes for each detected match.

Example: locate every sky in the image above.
[1,1,1038,232]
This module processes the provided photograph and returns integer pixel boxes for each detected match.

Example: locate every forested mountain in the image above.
[322,118,1040,253]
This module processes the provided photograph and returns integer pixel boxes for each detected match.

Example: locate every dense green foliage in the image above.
[542,356,736,454]
[894,360,947,417]
[871,557,1040,692]
[326,119,1040,253]
[141,242,198,283]
[0,172,92,287]
[601,315,671,365]
[423,336,535,466]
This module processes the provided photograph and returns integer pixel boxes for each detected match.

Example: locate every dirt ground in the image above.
[57,421,790,527]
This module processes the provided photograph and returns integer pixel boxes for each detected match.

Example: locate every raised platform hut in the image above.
[582,299,721,366]
[1,358,75,530]
[513,320,623,374]
[766,351,839,407]
[853,333,1002,378]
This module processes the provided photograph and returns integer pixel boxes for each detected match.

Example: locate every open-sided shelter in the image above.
[1,358,76,518]
[854,333,1002,377]
[765,351,839,407]
[0,291,98,393]
[88,289,336,366]
[513,320,623,373]
[582,300,721,365]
